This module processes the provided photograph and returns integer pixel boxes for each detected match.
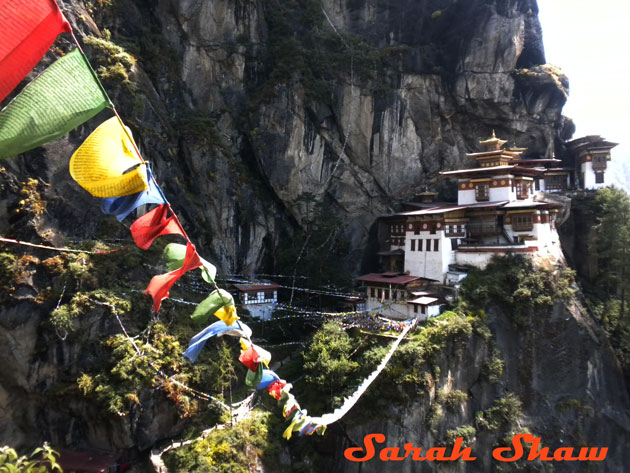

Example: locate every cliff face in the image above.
[2,0,628,470]
[320,300,630,473]
[3,0,570,275]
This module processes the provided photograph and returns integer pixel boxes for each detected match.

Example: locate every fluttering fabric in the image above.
[282,410,309,440]
[190,289,237,325]
[239,339,271,368]
[257,370,280,390]
[69,116,149,197]
[0,49,108,159]
[0,0,71,103]
[145,242,201,312]
[266,380,287,401]
[238,345,263,372]
[101,164,165,221]
[183,320,252,363]
[162,242,217,284]
[130,204,185,250]
[245,363,263,387]
[213,305,238,326]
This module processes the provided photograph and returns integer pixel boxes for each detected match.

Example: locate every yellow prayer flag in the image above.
[254,344,271,367]
[69,117,148,197]
[213,305,239,326]
[283,418,299,440]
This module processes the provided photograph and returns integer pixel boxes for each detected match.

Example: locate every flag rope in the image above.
[0,236,126,254]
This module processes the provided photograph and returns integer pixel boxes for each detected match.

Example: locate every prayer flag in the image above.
[163,242,216,284]
[69,116,149,197]
[183,320,251,363]
[145,241,201,312]
[190,289,235,324]
[283,411,308,440]
[130,204,185,250]
[101,164,165,221]
[0,49,108,159]
[257,370,280,390]
[245,363,263,387]
[238,340,271,369]
[0,0,71,103]
[266,379,287,400]
[213,305,238,326]
[239,345,261,372]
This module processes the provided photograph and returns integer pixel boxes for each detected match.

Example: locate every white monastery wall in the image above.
[404,230,453,282]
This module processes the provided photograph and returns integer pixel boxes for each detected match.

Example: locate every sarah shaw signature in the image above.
[344,433,608,463]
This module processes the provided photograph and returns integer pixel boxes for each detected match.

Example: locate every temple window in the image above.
[475,182,489,201]
[512,214,534,231]
[595,172,605,184]
[418,239,423,251]
[434,239,439,251]
[410,239,415,251]
[515,180,530,200]
[545,174,567,191]
[593,154,608,170]
[370,288,376,298]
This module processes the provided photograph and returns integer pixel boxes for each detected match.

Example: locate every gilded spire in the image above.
[479,130,507,151]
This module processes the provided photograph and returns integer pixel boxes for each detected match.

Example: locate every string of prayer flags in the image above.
[163,243,217,284]
[183,320,252,363]
[69,116,148,198]
[130,204,185,250]
[301,320,414,430]
[0,49,109,159]
[0,0,71,103]
[101,164,165,221]
[190,289,237,325]
[145,241,201,312]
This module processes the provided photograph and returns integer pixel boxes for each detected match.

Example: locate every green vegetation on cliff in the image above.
[0,444,61,473]
[583,187,630,377]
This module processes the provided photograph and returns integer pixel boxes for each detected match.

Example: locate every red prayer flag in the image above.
[238,345,262,372]
[266,379,287,401]
[130,204,185,250]
[145,242,201,312]
[0,0,71,103]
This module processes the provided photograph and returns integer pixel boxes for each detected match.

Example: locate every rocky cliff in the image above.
[2,0,572,275]
[1,0,628,472]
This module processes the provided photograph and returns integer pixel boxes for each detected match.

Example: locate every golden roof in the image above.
[479,130,507,151]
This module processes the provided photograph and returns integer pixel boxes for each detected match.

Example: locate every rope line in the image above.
[0,236,127,254]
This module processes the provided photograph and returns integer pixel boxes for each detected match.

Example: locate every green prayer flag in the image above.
[190,289,234,324]
[164,243,217,284]
[0,49,108,159]
[245,363,264,387]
